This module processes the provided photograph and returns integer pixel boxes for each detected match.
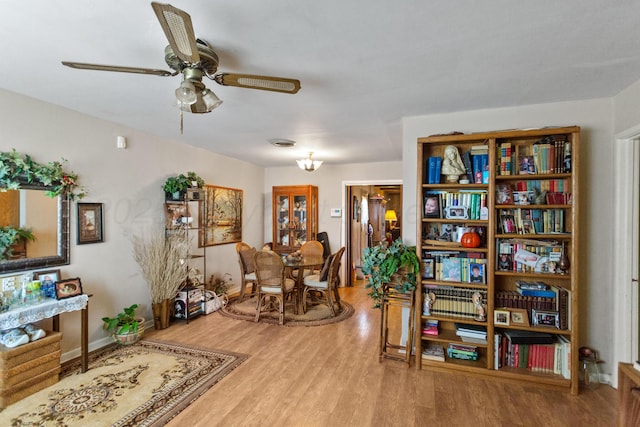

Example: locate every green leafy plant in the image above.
[361,238,420,307]
[162,171,205,194]
[208,272,232,295]
[0,226,36,260]
[102,304,141,335]
[0,149,86,200]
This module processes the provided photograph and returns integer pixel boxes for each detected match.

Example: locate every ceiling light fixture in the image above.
[297,152,323,172]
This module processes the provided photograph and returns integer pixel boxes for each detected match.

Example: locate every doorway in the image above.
[343,181,402,288]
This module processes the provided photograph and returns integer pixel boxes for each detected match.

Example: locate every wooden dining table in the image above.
[282,255,324,313]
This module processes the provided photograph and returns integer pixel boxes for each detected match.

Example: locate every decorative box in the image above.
[0,331,62,408]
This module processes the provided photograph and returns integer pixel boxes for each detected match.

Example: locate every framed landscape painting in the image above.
[200,185,243,246]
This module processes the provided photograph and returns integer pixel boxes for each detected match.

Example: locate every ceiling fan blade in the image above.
[62,61,175,76]
[214,73,301,94]
[151,2,200,64]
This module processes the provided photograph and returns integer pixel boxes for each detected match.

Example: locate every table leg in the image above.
[81,303,88,373]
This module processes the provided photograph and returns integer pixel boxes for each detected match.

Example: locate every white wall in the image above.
[0,89,265,358]
[264,162,403,256]
[401,98,616,376]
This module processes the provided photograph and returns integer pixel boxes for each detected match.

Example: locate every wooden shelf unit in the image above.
[415,127,580,394]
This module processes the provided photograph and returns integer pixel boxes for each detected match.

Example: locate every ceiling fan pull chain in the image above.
[180,110,184,135]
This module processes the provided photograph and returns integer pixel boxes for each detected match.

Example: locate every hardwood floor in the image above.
[146,286,617,427]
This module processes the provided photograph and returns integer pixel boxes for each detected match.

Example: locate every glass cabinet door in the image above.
[292,194,308,246]
[276,195,289,246]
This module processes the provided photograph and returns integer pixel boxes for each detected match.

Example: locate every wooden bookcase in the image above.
[415,127,580,394]
[272,185,318,254]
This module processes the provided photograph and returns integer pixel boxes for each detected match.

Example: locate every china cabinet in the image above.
[272,185,318,254]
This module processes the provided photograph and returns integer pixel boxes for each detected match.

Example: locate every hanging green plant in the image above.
[0,149,86,200]
[361,238,420,308]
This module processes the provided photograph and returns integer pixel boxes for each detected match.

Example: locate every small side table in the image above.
[379,284,415,365]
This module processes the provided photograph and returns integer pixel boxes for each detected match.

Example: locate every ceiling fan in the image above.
[62,2,301,114]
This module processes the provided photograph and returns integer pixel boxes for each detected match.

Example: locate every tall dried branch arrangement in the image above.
[132,229,189,304]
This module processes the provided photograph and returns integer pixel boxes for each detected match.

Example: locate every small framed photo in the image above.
[509,308,530,327]
[522,219,536,234]
[531,309,560,328]
[34,269,61,299]
[494,309,511,326]
[518,155,536,175]
[422,259,435,279]
[54,277,83,300]
[444,205,468,220]
[424,193,441,218]
[77,203,104,244]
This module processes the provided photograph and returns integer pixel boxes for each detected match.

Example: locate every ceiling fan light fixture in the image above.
[175,80,197,105]
[201,89,223,111]
[297,152,323,172]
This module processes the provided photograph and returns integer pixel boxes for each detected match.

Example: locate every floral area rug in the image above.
[1,339,248,426]
[220,296,354,326]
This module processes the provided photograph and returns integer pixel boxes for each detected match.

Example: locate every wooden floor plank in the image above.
[143,286,616,427]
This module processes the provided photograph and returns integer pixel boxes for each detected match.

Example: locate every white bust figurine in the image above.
[441,145,466,183]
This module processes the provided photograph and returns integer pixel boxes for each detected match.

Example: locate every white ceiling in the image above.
[2,1,640,167]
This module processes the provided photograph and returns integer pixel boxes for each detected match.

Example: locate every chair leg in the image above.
[278,295,285,325]
[239,279,247,302]
[254,292,263,323]
[325,289,336,317]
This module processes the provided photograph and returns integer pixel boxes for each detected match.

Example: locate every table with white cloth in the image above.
[0,294,90,372]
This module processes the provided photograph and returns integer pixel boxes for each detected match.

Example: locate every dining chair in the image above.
[292,240,324,280]
[253,250,297,325]
[235,242,257,302]
[302,246,345,316]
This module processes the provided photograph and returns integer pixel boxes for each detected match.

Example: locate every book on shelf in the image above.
[503,330,555,345]
[422,344,445,361]
[460,335,488,345]
[423,319,439,335]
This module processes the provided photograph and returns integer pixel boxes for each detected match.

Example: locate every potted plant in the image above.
[162,171,205,200]
[0,226,36,261]
[132,228,190,329]
[361,238,420,307]
[102,304,145,345]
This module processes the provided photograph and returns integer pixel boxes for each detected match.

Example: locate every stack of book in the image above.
[422,344,445,362]
[423,319,439,335]
[447,343,478,361]
[455,323,487,344]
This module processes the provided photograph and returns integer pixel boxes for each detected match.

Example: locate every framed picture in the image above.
[444,205,468,220]
[54,277,83,299]
[509,308,530,326]
[518,155,536,175]
[522,219,536,234]
[201,185,243,246]
[494,309,510,326]
[34,269,61,299]
[424,193,441,218]
[422,258,435,279]
[532,309,560,328]
[164,203,190,229]
[77,203,104,244]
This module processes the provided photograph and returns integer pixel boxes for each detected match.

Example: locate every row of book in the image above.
[423,287,488,319]
[423,190,488,220]
[494,331,571,379]
[496,286,570,330]
[496,136,571,176]
[425,156,443,184]
[497,208,567,234]
[424,254,488,284]
[511,178,570,194]
[459,145,490,184]
[496,239,564,273]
